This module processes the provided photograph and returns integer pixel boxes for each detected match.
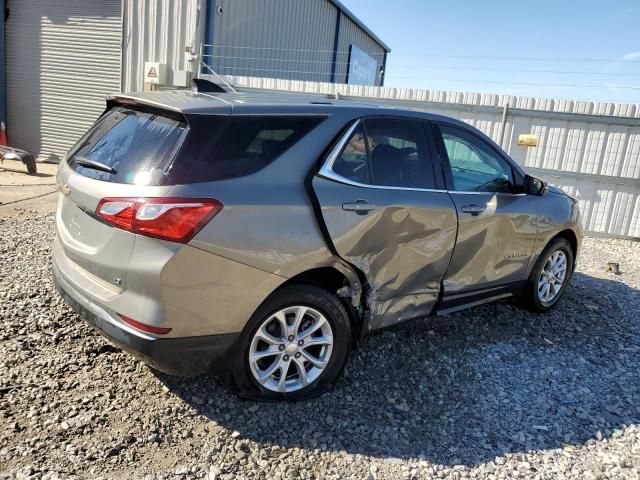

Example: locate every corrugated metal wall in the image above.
[219,75,640,239]
[208,0,337,82]
[206,0,386,85]
[334,14,386,86]
[121,0,198,92]
[5,0,121,162]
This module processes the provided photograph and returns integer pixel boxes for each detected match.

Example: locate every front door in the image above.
[312,117,457,329]
[432,122,537,299]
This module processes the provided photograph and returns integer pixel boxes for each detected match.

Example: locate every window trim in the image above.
[319,117,443,193]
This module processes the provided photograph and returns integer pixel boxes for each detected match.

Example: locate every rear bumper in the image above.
[52,256,239,376]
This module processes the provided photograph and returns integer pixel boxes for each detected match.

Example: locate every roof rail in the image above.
[191,78,228,93]
[198,63,238,93]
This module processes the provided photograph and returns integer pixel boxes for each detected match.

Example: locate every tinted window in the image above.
[169,115,325,184]
[68,108,325,185]
[439,124,514,193]
[332,124,370,184]
[365,118,434,188]
[68,106,188,185]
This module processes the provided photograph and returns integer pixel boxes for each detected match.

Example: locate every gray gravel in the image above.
[1,212,639,480]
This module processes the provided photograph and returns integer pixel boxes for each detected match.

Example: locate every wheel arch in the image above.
[551,228,579,270]
[277,265,365,342]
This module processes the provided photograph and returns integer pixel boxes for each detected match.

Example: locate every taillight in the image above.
[119,314,172,335]
[96,197,222,243]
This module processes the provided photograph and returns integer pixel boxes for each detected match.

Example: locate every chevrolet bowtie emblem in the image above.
[59,183,71,197]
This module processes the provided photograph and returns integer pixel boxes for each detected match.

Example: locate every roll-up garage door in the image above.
[5,0,122,162]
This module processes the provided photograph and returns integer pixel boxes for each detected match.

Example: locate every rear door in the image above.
[312,117,457,329]
[55,105,190,291]
[432,122,537,301]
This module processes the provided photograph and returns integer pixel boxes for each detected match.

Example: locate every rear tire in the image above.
[232,284,351,401]
[522,238,573,312]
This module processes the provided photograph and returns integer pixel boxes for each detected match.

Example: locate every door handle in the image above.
[461,204,486,215]
[342,200,377,214]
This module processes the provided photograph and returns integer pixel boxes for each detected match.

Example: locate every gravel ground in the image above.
[1,212,639,480]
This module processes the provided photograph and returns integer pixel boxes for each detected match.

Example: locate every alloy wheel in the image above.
[248,306,334,393]
[537,250,568,304]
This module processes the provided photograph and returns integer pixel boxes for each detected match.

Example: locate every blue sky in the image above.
[342,0,640,103]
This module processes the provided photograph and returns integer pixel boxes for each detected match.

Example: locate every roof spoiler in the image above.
[191,78,228,93]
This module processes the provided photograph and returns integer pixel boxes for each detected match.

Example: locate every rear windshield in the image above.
[67,105,325,185]
[67,105,188,185]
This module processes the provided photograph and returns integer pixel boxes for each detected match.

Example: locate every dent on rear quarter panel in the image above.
[160,245,287,336]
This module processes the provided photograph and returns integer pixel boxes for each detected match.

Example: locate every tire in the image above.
[522,237,574,312]
[232,284,352,401]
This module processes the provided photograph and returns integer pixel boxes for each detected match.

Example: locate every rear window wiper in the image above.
[72,156,117,175]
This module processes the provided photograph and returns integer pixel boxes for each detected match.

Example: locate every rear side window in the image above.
[168,115,326,184]
[68,106,188,185]
[332,124,370,184]
[330,118,436,189]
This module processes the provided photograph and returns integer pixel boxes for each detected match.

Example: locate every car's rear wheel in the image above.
[232,284,351,400]
[523,237,574,312]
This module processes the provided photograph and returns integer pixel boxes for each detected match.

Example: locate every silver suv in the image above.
[53,85,582,400]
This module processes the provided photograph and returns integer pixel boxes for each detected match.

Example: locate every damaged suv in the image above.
[53,84,581,400]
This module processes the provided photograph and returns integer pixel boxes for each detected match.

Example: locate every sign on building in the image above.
[347,45,378,86]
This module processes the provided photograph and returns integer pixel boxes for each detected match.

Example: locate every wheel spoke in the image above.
[298,316,327,341]
[302,335,332,348]
[277,361,291,392]
[290,307,307,337]
[293,358,309,386]
[257,358,281,384]
[273,311,288,338]
[255,325,282,346]
[538,278,548,293]
[250,347,281,361]
[300,349,328,368]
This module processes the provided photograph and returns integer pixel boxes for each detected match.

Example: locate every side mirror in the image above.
[524,175,548,196]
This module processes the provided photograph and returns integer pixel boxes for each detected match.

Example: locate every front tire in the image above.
[523,237,574,312]
[232,284,352,400]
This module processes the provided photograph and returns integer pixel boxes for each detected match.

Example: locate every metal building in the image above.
[1,0,388,162]
[203,0,390,86]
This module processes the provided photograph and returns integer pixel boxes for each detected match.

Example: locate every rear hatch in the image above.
[55,103,191,291]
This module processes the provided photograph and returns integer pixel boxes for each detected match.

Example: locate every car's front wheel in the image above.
[232,284,352,400]
[523,237,574,312]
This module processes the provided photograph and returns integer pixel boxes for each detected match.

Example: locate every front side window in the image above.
[330,118,435,189]
[438,124,514,193]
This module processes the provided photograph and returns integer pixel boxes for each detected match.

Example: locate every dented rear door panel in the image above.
[312,176,457,329]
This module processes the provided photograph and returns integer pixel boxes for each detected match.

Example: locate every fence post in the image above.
[498,102,509,148]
